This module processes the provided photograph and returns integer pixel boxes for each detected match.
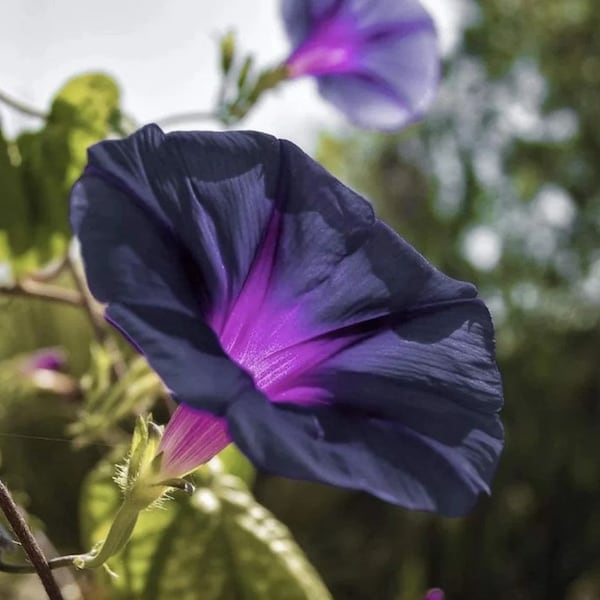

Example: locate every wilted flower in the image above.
[71,124,503,517]
[281,0,440,130]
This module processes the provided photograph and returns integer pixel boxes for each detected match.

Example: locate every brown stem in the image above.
[0,279,84,307]
[66,256,105,343]
[66,256,128,379]
[0,480,64,600]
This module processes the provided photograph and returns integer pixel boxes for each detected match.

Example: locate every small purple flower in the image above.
[424,589,445,600]
[281,0,440,130]
[22,348,66,374]
[70,124,503,516]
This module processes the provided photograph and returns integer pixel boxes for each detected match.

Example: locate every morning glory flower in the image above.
[70,124,503,517]
[281,0,440,130]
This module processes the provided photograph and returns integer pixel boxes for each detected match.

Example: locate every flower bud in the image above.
[220,30,236,75]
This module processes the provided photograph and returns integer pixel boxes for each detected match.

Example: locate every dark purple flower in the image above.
[282,0,440,130]
[70,124,503,516]
[424,589,445,600]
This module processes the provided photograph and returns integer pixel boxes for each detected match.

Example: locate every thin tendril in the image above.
[0,89,47,119]
[153,110,220,129]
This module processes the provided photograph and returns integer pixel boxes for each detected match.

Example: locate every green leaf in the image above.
[81,456,332,600]
[0,128,35,274]
[214,443,256,487]
[1,73,120,276]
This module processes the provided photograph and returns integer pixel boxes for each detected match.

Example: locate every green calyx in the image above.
[74,415,193,570]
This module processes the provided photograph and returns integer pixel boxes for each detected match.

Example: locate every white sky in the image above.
[1,0,461,150]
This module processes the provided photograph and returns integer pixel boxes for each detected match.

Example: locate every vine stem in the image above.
[153,110,220,129]
[66,255,128,379]
[0,554,82,574]
[0,279,84,306]
[0,480,64,600]
[28,256,69,283]
[0,89,47,119]
[66,256,105,343]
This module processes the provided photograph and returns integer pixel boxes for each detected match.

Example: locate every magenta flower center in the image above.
[207,211,357,405]
[158,211,361,477]
[286,15,361,77]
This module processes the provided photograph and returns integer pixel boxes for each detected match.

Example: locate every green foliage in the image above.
[0,129,32,273]
[215,443,256,488]
[71,348,163,447]
[81,455,331,600]
[1,73,120,276]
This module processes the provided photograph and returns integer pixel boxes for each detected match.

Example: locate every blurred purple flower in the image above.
[22,348,66,373]
[424,589,445,600]
[70,125,503,516]
[19,348,76,396]
[281,0,440,130]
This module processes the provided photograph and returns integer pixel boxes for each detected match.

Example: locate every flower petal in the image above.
[281,0,339,46]
[227,390,502,517]
[282,0,439,129]
[224,286,503,515]
[73,128,479,402]
[282,0,434,44]
[71,171,264,414]
[271,140,478,330]
[159,405,230,478]
[317,300,503,418]
[80,124,280,324]
[357,23,439,117]
[72,126,504,513]
[318,74,413,129]
[339,0,436,30]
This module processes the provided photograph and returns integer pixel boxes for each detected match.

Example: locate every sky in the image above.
[0,0,463,150]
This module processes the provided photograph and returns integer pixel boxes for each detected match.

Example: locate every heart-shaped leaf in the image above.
[81,454,331,600]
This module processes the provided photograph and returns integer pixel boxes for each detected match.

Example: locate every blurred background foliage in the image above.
[0,0,599,598]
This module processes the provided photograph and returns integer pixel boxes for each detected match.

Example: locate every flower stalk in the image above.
[72,502,141,569]
[71,415,193,570]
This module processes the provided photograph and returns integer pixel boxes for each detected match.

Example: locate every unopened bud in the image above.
[220,30,236,75]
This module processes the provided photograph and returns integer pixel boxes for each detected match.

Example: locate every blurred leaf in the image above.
[81,455,332,600]
[0,129,35,274]
[1,73,120,276]
[212,443,256,488]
